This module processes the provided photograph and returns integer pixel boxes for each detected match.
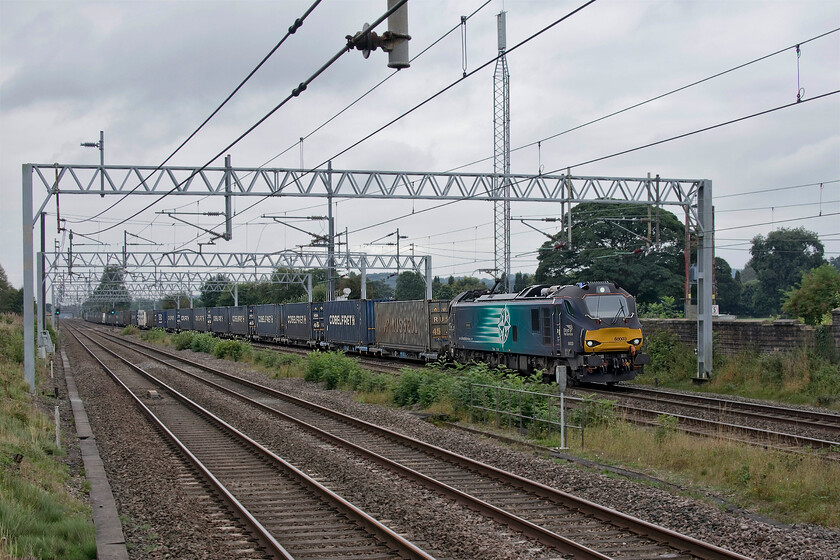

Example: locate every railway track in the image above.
[578,385,840,459]
[67,325,434,560]
[81,325,750,560]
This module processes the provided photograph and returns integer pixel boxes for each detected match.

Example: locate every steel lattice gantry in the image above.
[22,162,714,391]
[51,269,316,307]
[46,250,432,306]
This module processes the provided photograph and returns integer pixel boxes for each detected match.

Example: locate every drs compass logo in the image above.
[497,306,511,345]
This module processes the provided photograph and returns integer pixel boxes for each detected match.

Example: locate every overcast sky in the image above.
[2,0,839,294]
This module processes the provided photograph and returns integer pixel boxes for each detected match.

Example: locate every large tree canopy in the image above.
[782,264,840,325]
[86,264,131,312]
[746,227,825,315]
[534,202,685,305]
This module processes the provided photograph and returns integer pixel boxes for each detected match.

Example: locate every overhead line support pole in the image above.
[327,160,335,302]
[695,180,714,382]
[22,164,35,392]
[224,155,232,241]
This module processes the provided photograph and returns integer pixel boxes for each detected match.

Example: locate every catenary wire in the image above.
[73,0,323,225]
[152,0,494,222]
[443,27,840,173]
[211,0,599,242]
[347,89,840,236]
[79,0,408,238]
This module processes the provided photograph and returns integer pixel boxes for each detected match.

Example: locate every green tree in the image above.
[0,264,23,313]
[513,272,534,292]
[199,273,230,308]
[782,264,840,325]
[535,202,685,306]
[714,257,741,313]
[86,265,132,312]
[746,227,826,316]
[394,271,426,300]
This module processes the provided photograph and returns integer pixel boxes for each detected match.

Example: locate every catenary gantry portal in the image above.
[22,163,714,391]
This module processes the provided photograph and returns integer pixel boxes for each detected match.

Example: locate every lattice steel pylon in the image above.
[494,11,512,292]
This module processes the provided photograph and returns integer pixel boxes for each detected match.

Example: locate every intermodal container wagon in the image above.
[154,310,166,329]
[165,310,177,331]
[229,306,249,336]
[210,307,229,334]
[374,300,449,359]
[177,308,194,331]
[193,307,207,332]
[252,304,281,339]
[324,300,376,348]
[283,302,322,345]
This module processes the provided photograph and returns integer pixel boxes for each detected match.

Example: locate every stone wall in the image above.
[640,309,840,356]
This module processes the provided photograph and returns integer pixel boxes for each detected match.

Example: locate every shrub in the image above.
[171,331,195,350]
[304,351,362,389]
[120,325,138,336]
[212,340,251,362]
[190,333,218,354]
[140,328,167,344]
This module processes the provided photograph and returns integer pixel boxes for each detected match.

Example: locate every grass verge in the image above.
[0,314,96,559]
[556,417,840,527]
[639,331,840,410]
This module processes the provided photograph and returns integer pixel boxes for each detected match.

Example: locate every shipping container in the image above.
[141,309,154,328]
[210,307,230,334]
[324,300,376,348]
[165,309,177,330]
[154,310,166,329]
[283,302,323,345]
[177,308,194,331]
[374,300,449,359]
[252,304,281,339]
[229,306,248,336]
[116,310,131,327]
[193,307,207,332]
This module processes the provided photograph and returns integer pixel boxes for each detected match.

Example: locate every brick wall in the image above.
[640,309,840,356]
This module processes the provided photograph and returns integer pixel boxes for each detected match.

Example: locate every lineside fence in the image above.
[468,383,591,449]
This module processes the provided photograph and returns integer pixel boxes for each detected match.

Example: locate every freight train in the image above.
[85,282,648,384]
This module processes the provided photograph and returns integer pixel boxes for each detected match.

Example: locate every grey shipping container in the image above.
[177,308,194,331]
[117,310,131,326]
[194,307,207,331]
[229,306,248,336]
[283,302,321,343]
[324,300,375,346]
[166,310,177,330]
[374,300,449,356]
[210,307,230,334]
[253,304,281,338]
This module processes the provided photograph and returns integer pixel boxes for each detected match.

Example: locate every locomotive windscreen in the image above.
[582,294,629,321]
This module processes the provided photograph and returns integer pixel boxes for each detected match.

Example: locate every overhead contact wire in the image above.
[76,0,323,226]
[81,0,408,237]
[227,0,599,238]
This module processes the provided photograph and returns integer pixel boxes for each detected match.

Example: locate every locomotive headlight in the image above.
[629,338,641,345]
[586,340,601,347]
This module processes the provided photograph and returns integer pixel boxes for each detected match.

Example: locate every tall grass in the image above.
[0,314,96,558]
[566,420,840,527]
[641,331,840,410]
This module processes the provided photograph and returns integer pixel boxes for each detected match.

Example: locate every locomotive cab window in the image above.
[564,300,575,317]
[531,309,540,331]
[583,294,629,321]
